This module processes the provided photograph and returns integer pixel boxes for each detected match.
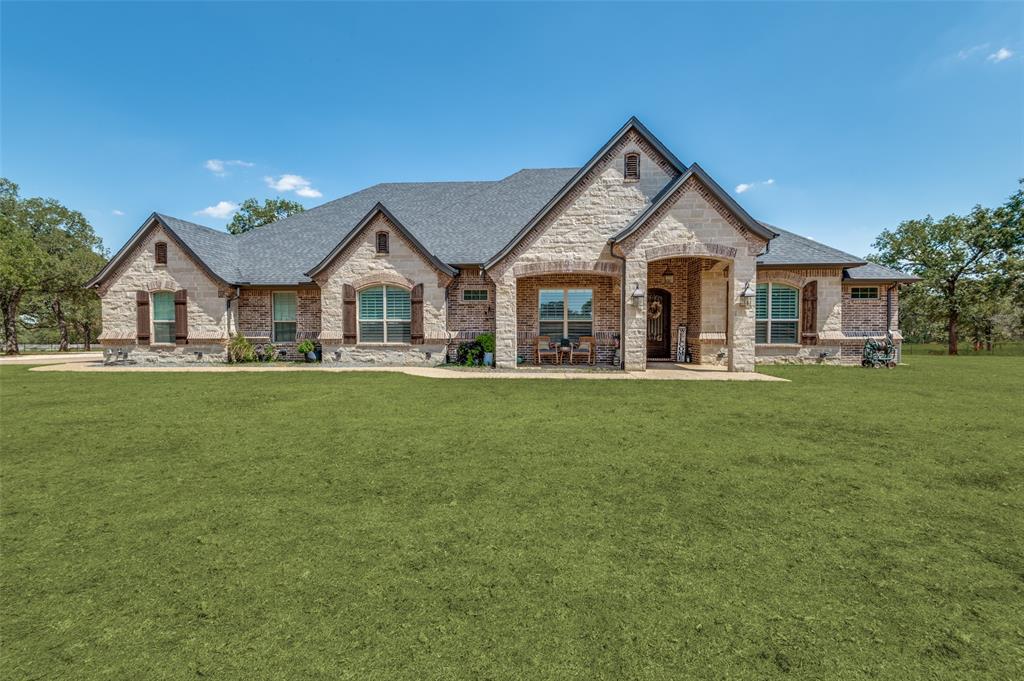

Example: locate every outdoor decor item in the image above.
[861,332,897,368]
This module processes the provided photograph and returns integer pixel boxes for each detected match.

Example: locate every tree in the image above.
[0,178,105,354]
[227,197,305,234]
[871,181,1024,355]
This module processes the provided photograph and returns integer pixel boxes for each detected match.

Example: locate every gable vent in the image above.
[376,231,389,254]
[624,153,640,180]
[155,242,168,265]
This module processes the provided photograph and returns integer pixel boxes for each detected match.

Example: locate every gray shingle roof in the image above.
[100,175,917,288]
[757,224,866,267]
[843,262,920,282]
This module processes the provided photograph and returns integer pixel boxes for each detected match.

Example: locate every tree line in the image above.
[870,181,1023,354]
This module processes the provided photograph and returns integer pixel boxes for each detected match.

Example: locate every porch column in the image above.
[494,271,517,369]
[623,256,648,371]
[729,254,757,372]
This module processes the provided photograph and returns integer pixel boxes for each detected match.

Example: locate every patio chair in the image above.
[570,336,596,365]
[536,336,559,365]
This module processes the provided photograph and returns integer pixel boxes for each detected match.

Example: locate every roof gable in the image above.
[304,203,458,279]
[483,117,688,269]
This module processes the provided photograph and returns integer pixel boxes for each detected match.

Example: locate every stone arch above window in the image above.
[351,271,414,291]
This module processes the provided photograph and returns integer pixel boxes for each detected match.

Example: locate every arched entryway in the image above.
[646,287,671,359]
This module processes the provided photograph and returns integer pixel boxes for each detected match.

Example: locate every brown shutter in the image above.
[410,284,424,344]
[801,280,817,345]
[342,284,357,345]
[174,289,188,345]
[136,291,150,344]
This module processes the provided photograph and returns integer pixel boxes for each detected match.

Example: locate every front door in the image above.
[646,288,671,359]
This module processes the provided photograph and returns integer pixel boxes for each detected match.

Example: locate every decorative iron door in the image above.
[646,288,671,359]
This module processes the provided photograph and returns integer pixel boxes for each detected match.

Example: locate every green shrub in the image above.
[297,339,316,355]
[262,342,278,362]
[227,333,256,363]
[476,333,495,354]
[456,340,483,366]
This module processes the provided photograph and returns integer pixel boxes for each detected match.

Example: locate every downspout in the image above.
[609,240,627,370]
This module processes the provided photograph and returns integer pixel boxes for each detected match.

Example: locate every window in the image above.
[273,292,297,342]
[155,242,168,265]
[462,289,488,302]
[851,287,879,299]
[152,291,175,344]
[539,289,592,341]
[755,283,799,344]
[375,231,389,254]
[358,286,411,343]
[624,153,640,180]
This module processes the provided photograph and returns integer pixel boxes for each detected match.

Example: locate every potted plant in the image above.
[476,333,495,366]
[297,339,316,362]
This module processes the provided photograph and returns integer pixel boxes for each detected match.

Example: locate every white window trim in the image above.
[462,289,489,302]
[756,283,800,345]
[538,288,593,339]
[272,291,298,343]
[850,286,879,299]
[151,290,176,345]
[357,285,411,345]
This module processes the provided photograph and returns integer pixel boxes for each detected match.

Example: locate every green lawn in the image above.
[2,358,1022,680]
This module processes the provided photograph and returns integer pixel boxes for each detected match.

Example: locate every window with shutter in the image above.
[755,283,799,343]
[152,292,176,343]
[624,153,640,180]
[358,286,410,343]
[155,242,168,265]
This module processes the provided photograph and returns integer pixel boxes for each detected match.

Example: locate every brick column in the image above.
[623,256,648,371]
[494,271,517,368]
[729,255,757,372]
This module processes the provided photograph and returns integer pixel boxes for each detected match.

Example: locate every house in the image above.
[86,118,917,370]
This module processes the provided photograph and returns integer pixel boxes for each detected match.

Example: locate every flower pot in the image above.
[483,351,494,366]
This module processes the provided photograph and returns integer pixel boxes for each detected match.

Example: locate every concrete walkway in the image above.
[29,360,786,381]
[0,352,101,365]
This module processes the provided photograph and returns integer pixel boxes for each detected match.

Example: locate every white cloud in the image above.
[265,174,322,198]
[735,178,775,194]
[204,159,254,176]
[958,43,989,60]
[987,47,1013,63]
[112,209,125,216]
[195,201,239,219]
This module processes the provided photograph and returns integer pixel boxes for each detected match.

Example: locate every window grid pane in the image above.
[770,321,798,344]
[566,289,592,320]
[539,321,563,338]
[152,292,175,322]
[154,321,175,344]
[538,290,563,321]
[755,321,768,344]
[359,287,384,320]
[755,284,768,320]
[385,287,411,320]
[274,322,297,343]
[359,321,384,343]
[386,322,411,343]
[273,292,297,322]
[770,285,798,319]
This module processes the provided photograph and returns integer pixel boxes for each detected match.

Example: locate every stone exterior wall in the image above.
[96,224,231,363]
[515,273,620,364]
[315,212,450,365]
[237,288,321,360]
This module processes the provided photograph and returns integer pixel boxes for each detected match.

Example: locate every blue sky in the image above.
[2,1,1022,258]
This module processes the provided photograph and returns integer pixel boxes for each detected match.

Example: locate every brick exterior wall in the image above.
[842,284,897,336]
[515,274,621,364]
[687,260,704,363]
[446,267,496,358]
[238,288,321,360]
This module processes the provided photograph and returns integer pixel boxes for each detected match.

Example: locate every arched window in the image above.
[155,242,168,265]
[375,231,389,254]
[151,291,176,343]
[755,283,799,344]
[358,286,410,343]
[624,153,640,180]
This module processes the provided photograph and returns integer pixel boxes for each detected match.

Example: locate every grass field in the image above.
[1,357,1022,679]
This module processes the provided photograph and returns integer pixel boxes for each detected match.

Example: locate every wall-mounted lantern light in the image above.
[630,282,645,307]
[661,266,674,284]
[740,280,757,307]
